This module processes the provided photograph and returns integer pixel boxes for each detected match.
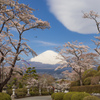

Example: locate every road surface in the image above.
[15,96,52,100]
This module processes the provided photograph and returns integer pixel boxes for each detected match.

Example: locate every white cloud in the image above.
[10,27,17,32]
[47,0,100,34]
[33,40,59,46]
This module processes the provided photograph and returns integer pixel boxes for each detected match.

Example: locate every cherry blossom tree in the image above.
[83,11,100,55]
[0,0,50,92]
[56,41,97,86]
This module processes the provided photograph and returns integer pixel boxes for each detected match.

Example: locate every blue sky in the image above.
[18,0,100,60]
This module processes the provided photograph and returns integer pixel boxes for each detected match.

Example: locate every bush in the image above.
[91,76,100,85]
[82,69,97,79]
[16,92,26,98]
[41,91,49,95]
[70,80,80,86]
[49,91,54,95]
[30,91,39,96]
[30,91,35,96]
[83,96,100,100]
[97,65,100,71]
[71,92,90,100]
[30,87,39,91]
[70,85,100,93]
[51,93,56,100]
[54,92,65,100]
[83,77,91,85]
[7,89,12,96]
[18,82,23,88]
[63,92,77,100]
[94,71,100,76]
[0,93,11,100]
[15,88,27,98]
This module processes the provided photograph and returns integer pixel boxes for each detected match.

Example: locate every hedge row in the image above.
[7,88,52,98]
[51,92,100,100]
[69,85,100,93]
[0,93,11,100]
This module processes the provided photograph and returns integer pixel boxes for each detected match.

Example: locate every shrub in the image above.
[70,85,100,93]
[18,82,23,88]
[7,89,12,96]
[91,76,100,85]
[16,92,26,98]
[41,91,49,95]
[63,92,77,100]
[49,91,54,95]
[94,71,100,76]
[30,87,39,92]
[71,92,90,100]
[0,93,11,100]
[83,96,100,100]
[97,65,100,71]
[30,91,35,96]
[51,93,56,100]
[83,77,91,85]
[15,88,27,98]
[54,92,65,100]
[82,69,97,79]
[34,91,39,96]
[70,80,80,86]
[29,91,39,96]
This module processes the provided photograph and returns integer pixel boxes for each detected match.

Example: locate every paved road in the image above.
[15,96,52,100]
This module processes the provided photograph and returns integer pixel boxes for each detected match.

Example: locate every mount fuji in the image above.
[18,50,71,78]
[30,50,62,65]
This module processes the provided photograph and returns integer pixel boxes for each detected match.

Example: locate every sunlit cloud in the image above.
[33,40,59,46]
[47,0,100,34]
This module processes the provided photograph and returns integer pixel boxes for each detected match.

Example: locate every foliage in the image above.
[82,68,97,79]
[23,67,37,79]
[30,87,39,91]
[7,89,12,96]
[97,66,100,71]
[30,91,36,96]
[91,76,100,85]
[41,91,50,95]
[83,96,100,100]
[94,71,100,76]
[63,92,77,100]
[0,93,11,100]
[51,93,56,100]
[70,80,80,86]
[29,91,39,96]
[83,77,91,85]
[15,88,27,98]
[70,85,100,93]
[54,92,65,100]
[71,92,90,100]
[18,82,23,88]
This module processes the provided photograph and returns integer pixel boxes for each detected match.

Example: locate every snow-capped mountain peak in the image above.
[30,50,62,65]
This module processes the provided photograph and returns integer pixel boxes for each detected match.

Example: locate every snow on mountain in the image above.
[30,50,62,65]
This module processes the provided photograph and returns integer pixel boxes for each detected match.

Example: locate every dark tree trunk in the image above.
[0,68,13,92]
[0,84,3,92]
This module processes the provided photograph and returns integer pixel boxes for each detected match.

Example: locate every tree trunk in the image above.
[0,68,13,92]
[79,68,83,86]
[0,84,3,92]
[79,76,83,86]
